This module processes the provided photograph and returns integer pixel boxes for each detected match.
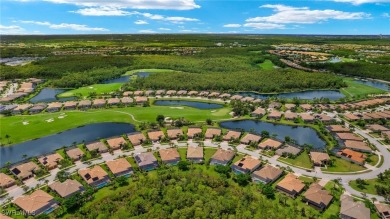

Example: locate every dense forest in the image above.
[66,167,323,219]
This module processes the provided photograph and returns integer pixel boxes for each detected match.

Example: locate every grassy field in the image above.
[204,147,218,163]
[349,178,379,195]
[277,150,313,169]
[232,153,245,163]
[341,78,386,98]
[322,156,366,172]
[257,60,275,70]
[0,106,231,145]
[366,153,379,166]
[58,83,123,98]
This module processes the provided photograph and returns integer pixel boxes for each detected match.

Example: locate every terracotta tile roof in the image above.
[252,165,283,182]
[13,104,32,111]
[300,104,312,110]
[134,90,144,96]
[208,92,220,97]
[93,99,106,105]
[135,96,148,103]
[145,90,154,96]
[240,133,262,144]
[155,90,166,95]
[335,132,364,141]
[78,100,91,107]
[79,166,108,185]
[205,128,221,139]
[340,195,370,219]
[276,145,302,156]
[337,149,366,164]
[258,138,283,149]
[134,152,157,166]
[187,146,203,159]
[0,173,15,188]
[86,141,107,152]
[211,149,235,163]
[267,110,282,118]
[230,95,243,100]
[63,101,77,108]
[177,90,187,95]
[285,104,296,110]
[107,98,120,104]
[166,90,177,95]
[106,158,132,175]
[14,190,55,214]
[344,140,372,152]
[310,152,330,165]
[284,112,298,120]
[106,136,126,150]
[11,162,41,179]
[49,179,83,198]
[199,91,209,96]
[219,93,231,98]
[0,213,12,219]
[223,130,241,141]
[47,102,62,109]
[66,148,84,160]
[147,130,165,141]
[167,129,183,139]
[38,153,63,169]
[251,108,266,116]
[233,156,261,171]
[188,91,198,96]
[375,203,390,219]
[159,148,180,162]
[303,183,333,207]
[187,128,202,138]
[123,91,133,96]
[300,113,315,121]
[121,97,133,104]
[366,124,389,132]
[276,173,305,194]
[127,133,146,145]
[327,125,350,132]
[344,113,360,121]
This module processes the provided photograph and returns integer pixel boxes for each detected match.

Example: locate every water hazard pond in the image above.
[154,100,224,109]
[220,120,326,149]
[0,122,135,167]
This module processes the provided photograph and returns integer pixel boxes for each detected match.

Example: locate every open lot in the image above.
[58,83,123,98]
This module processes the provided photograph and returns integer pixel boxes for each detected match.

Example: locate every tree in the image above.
[156,115,165,126]
[178,160,190,171]
[206,118,213,125]
[115,175,129,186]
[262,184,275,199]
[261,130,270,138]
[214,165,231,177]
[233,173,251,186]
[56,170,69,182]
[5,134,10,144]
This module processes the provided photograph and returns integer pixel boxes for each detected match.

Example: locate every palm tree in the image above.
[5,134,10,144]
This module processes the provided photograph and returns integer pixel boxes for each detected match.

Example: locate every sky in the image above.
[0,0,389,35]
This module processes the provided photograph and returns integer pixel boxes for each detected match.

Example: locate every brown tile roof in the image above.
[86,141,107,152]
[107,98,120,105]
[252,165,283,182]
[337,149,366,164]
[268,110,282,118]
[230,95,243,100]
[155,90,166,95]
[208,92,220,97]
[335,132,364,141]
[240,133,262,144]
[199,91,209,96]
[344,140,372,152]
[14,190,55,214]
[106,158,132,175]
[276,173,305,194]
[284,112,298,120]
[167,129,183,139]
[310,152,330,165]
[205,128,222,139]
[375,203,390,219]
[66,148,84,160]
[276,145,302,156]
[251,108,266,116]
[11,162,41,179]
[47,102,62,109]
[241,97,254,102]
[123,91,133,96]
[233,156,261,171]
[134,152,157,166]
[177,90,187,95]
[328,125,350,132]
[0,213,12,219]
[211,149,235,163]
[0,173,15,188]
[166,90,177,95]
[300,104,312,110]
[219,93,231,98]
[49,179,83,198]
[188,91,198,96]
[145,90,154,96]
[121,97,133,104]
[366,124,389,132]
[344,113,360,121]
[223,130,241,141]
[303,183,333,207]
[258,138,283,149]
[106,136,126,150]
[93,99,106,105]
[127,133,146,145]
[38,153,63,169]
[63,101,77,108]
[187,146,203,159]
[187,128,202,138]
[78,100,91,107]
[340,195,370,219]
[79,166,108,185]
[300,113,315,121]
[135,96,148,103]
[13,104,32,111]
[159,148,180,162]
[317,114,333,122]
[134,90,144,96]
[148,130,165,141]
[285,104,296,110]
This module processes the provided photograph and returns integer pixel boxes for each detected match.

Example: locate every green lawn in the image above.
[366,153,379,166]
[58,83,123,98]
[322,181,343,218]
[257,60,275,70]
[298,175,317,183]
[277,150,313,169]
[322,156,366,172]
[341,78,386,98]
[178,148,187,160]
[0,106,231,145]
[204,148,217,163]
[232,153,245,163]
[349,178,379,195]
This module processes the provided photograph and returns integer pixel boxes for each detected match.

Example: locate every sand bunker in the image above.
[46,118,54,123]
[22,121,29,125]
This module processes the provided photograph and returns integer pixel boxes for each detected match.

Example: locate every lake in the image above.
[220,120,326,149]
[154,100,223,109]
[100,72,151,84]
[0,122,135,167]
[29,88,76,103]
[238,90,345,100]
[354,79,389,91]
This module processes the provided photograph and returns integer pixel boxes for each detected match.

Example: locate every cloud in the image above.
[246,4,369,24]
[332,0,390,5]
[41,0,200,10]
[134,20,148,25]
[19,20,108,31]
[223,24,241,28]
[159,28,171,30]
[71,7,131,16]
[383,13,390,18]
[133,12,199,23]
[138,29,156,33]
[243,23,285,29]
[0,25,25,34]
